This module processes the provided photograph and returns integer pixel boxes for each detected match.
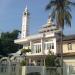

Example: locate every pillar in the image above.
[30,41,32,53]
[41,39,44,54]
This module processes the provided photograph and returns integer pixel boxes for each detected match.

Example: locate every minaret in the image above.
[21,6,30,38]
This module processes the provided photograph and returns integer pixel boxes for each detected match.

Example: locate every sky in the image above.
[0,0,75,35]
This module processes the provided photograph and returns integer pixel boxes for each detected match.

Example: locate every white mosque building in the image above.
[14,6,61,66]
[14,5,75,75]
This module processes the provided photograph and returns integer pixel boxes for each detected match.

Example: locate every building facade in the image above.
[14,6,75,75]
[14,6,61,66]
[62,35,75,75]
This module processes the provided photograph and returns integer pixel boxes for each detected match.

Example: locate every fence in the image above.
[0,62,21,75]
[0,62,74,75]
[21,66,75,75]
[21,66,61,75]
[0,64,61,75]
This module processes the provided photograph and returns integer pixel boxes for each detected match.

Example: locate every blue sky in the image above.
[0,0,75,35]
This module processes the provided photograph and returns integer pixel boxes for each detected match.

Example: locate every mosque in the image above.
[14,6,75,75]
[14,6,61,65]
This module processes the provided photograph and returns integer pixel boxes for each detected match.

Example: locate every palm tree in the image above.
[46,0,75,75]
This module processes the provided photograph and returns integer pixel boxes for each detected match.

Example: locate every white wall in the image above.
[63,57,75,75]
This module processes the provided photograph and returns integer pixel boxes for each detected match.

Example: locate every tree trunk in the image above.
[60,28,63,75]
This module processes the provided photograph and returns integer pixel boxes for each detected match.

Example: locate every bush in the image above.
[20,60,26,66]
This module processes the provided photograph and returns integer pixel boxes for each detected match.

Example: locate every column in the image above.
[29,58,31,65]
[30,41,32,53]
[41,59,44,66]
[44,58,45,66]
[41,39,44,54]
[53,38,56,54]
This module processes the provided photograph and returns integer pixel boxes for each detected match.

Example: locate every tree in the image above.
[0,30,22,56]
[0,38,4,56]
[21,48,31,65]
[45,51,60,75]
[46,0,75,75]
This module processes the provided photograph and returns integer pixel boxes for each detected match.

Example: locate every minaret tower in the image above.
[21,6,30,38]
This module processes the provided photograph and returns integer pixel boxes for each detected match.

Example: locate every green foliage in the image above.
[20,48,31,65]
[45,52,60,75]
[0,30,22,56]
[46,55,55,67]
[20,60,26,66]
[21,48,31,54]
[45,53,60,67]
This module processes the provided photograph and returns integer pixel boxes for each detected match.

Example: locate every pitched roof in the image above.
[63,35,75,41]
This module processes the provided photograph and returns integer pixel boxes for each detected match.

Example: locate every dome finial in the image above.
[47,13,52,24]
[24,5,30,15]
[25,5,28,12]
